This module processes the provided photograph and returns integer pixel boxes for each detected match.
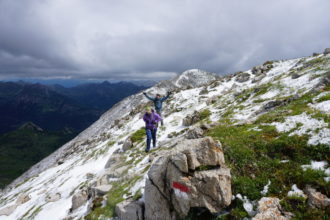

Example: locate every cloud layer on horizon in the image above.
[0,0,329,80]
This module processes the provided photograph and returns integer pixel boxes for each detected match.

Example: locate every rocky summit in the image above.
[0,50,330,220]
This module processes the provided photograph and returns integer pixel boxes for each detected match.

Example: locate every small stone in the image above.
[182,111,201,126]
[45,193,61,202]
[115,199,144,220]
[199,87,209,95]
[86,173,95,179]
[16,193,31,205]
[304,186,330,209]
[122,138,133,151]
[71,190,88,211]
[185,127,204,139]
[291,73,301,79]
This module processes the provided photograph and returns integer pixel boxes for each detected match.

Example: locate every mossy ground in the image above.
[208,89,330,218]
[130,127,145,143]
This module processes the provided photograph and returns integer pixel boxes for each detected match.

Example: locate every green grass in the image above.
[305,57,326,66]
[85,175,143,220]
[208,116,330,217]
[130,128,145,143]
[0,128,76,188]
[200,109,211,120]
[316,93,330,102]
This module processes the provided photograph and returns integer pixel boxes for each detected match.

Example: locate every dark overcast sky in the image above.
[0,0,329,80]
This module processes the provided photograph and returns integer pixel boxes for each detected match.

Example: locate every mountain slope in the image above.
[0,125,75,189]
[0,82,100,133]
[0,81,147,189]
[0,51,329,219]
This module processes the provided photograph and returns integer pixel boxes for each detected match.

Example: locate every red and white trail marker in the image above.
[172,181,190,200]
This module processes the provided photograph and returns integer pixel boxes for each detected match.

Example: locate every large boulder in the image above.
[144,137,231,219]
[252,197,288,220]
[115,199,144,220]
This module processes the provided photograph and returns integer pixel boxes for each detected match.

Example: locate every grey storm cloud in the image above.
[0,0,330,80]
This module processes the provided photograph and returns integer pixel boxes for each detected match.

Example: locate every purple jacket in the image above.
[143,111,162,130]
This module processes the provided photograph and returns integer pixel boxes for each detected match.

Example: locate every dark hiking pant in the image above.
[146,128,157,152]
[156,109,164,126]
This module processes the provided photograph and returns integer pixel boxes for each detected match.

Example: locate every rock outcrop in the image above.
[253,197,288,220]
[235,72,250,83]
[182,111,201,126]
[144,137,231,220]
[252,63,273,76]
[71,190,89,211]
[185,127,204,139]
[324,48,330,55]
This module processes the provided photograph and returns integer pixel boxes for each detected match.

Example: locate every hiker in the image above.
[143,107,162,152]
[143,91,171,125]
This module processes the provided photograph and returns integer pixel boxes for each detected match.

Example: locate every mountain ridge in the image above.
[1,50,329,219]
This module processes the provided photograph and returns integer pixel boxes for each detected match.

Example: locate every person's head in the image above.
[145,106,152,114]
[156,93,161,99]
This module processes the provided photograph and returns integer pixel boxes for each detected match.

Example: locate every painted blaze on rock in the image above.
[144,137,232,220]
[172,181,190,193]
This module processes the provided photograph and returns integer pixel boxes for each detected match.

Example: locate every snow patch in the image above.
[287,184,306,198]
[301,161,330,182]
[271,113,330,146]
[260,180,271,196]
[236,194,256,216]
[309,100,330,113]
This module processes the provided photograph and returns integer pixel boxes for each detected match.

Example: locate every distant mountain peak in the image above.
[19,122,44,132]
[175,69,218,87]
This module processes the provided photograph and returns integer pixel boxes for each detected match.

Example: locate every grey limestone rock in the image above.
[144,137,231,219]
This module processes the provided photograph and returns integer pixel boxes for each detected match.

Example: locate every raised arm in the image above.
[160,92,171,102]
[143,92,155,101]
